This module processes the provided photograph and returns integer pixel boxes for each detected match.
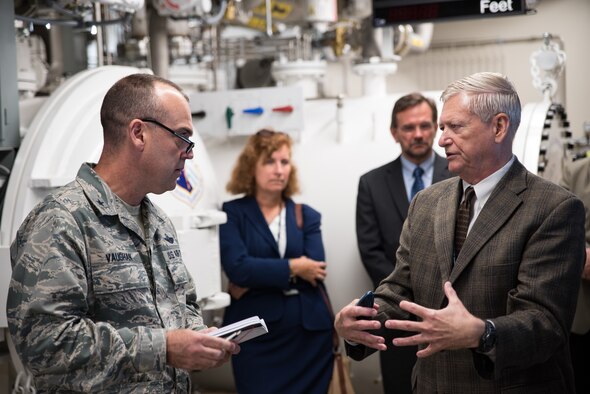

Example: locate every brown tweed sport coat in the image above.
[347,159,586,393]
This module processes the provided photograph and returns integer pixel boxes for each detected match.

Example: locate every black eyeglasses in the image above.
[141,118,195,154]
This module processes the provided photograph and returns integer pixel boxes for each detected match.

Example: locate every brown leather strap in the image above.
[297,202,348,391]
[298,202,348,391]
[334,352,348,394]
[299,202,339,351]
[296,203,340,351]
[319,285,340,352]
[295,203,303,229]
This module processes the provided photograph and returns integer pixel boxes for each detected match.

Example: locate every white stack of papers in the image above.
[209,316,268,344]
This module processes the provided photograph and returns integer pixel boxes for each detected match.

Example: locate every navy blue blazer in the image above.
[220,196,332,331]
[357,153,452,288]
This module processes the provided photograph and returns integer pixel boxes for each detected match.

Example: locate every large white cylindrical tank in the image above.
[0,65,229,332]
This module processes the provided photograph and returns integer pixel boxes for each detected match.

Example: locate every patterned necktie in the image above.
[411,166,425,200]
[454,186,476,257]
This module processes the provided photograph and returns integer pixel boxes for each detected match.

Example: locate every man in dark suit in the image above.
[336,72,586,393]
[356,93,451,394]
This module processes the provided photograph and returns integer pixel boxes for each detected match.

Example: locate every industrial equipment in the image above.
[2,1,586,393]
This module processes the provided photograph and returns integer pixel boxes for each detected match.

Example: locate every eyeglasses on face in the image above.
[141,118,195,154]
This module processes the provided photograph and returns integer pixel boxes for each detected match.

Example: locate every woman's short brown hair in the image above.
[226,129,300,198]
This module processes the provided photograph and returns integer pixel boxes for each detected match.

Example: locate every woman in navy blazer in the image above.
[220,129,334,394]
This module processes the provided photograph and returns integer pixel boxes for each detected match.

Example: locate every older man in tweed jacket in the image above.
[335,72,585,393]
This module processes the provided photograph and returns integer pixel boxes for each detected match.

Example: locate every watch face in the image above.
[481,320,496,352]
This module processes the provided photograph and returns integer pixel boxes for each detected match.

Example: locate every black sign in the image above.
[373,0,528,27]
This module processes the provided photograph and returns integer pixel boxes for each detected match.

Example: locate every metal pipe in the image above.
[148,8,169,78]
[430,34,563,50]
[265,0,272,36]
[95,3,104,67]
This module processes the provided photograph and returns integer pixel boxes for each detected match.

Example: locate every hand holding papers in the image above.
[209,316,268,344]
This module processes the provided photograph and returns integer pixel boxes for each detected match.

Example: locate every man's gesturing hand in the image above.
[384,281,484,358]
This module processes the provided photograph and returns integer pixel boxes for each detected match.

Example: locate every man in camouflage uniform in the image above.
[7,73,239,393]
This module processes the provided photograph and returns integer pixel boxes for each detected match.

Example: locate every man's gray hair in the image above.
[441,72,521,136]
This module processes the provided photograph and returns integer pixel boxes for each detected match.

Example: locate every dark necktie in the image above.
[411,166,425,200]
[454,186,476,257]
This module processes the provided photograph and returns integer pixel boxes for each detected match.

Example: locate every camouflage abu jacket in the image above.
[7,163,206,393]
